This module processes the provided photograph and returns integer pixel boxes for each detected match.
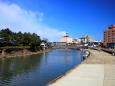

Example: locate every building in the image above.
[73,38,81,44]
[80,38,87,44]
[104,25,115,46]
[40,42,47,50]
[82,35,94,42]
[79,35,94,44]
[60,33,73,43]
[60,33,95,45]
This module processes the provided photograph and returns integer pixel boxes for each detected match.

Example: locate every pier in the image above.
[47,49,115,86]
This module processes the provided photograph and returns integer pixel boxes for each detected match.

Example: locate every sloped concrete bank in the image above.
[46,49,91,86]
[47,49,115,86]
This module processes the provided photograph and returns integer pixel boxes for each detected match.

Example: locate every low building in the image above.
[78,35,94,44]
[40,42,47,50]
[73,38,81,44]
[60,33,73,43]
[80,38,87,44]
[82,35,94,42]
[60,33,95,45]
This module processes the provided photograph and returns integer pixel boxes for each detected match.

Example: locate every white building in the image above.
[40,42,47,50]
[82,35,94,42]
[73,38,81,44]
[60,33,73,43]
[60,34,95,44]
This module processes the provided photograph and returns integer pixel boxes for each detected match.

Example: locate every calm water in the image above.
[0,49,83,86]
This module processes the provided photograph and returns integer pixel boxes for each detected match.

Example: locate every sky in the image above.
[0,0,115,42]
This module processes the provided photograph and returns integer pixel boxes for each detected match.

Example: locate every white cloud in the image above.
[0,1,66,42]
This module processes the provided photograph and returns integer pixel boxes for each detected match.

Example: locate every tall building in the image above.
[60,33,73,43]
[104,25,115,45]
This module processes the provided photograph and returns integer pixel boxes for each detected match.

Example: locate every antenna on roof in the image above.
[66,33,68,36]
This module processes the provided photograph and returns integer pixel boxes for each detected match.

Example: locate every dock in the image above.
[47,49,115,86]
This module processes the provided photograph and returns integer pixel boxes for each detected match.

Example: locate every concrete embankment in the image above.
[47,49,115,86]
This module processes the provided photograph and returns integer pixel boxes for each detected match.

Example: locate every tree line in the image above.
[0,28,42,51]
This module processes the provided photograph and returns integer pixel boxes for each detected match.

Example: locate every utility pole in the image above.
[87,35,88,44]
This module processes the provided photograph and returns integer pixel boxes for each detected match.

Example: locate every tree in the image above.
[11,31,23,46]
[42,38,50,47]
[0,28,42,51]
[17,31,23,46]
[29,33,41,51]
[42,38,48,43]
[0,28,12,45]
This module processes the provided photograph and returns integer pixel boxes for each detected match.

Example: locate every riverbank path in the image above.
[48,49,115,86]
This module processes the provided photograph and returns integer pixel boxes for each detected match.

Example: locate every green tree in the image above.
[16,31,23,46]
[29,33,41,51]
[30,33,41,45]
[10,31,23,46]
[22,32,32,46]
[10,32,17,45]
[0,28,12,45]
[0,28,42,51]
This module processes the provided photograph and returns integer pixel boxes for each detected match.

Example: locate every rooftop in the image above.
[108,25,115,29]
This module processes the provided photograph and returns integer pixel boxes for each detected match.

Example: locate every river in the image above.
[0,49,83,86]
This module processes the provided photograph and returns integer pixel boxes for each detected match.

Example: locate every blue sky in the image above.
[0,0,115,42]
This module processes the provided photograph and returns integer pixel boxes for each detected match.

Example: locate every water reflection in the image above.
[0,54,43,86]
[0,49,83,86]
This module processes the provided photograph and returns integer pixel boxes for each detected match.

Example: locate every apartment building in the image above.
[104,25,115,45]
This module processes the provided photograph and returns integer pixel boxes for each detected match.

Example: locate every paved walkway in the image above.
[48,49,115,86]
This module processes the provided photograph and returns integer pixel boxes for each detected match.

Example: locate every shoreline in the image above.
[0,49,55,58]
[46,49,91,86]
[47,49,115,86]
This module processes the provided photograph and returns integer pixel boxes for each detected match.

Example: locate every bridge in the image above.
[52,45,87,49]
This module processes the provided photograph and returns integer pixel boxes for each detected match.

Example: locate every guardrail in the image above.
[101,48,115,53]
[101,48,115,56]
